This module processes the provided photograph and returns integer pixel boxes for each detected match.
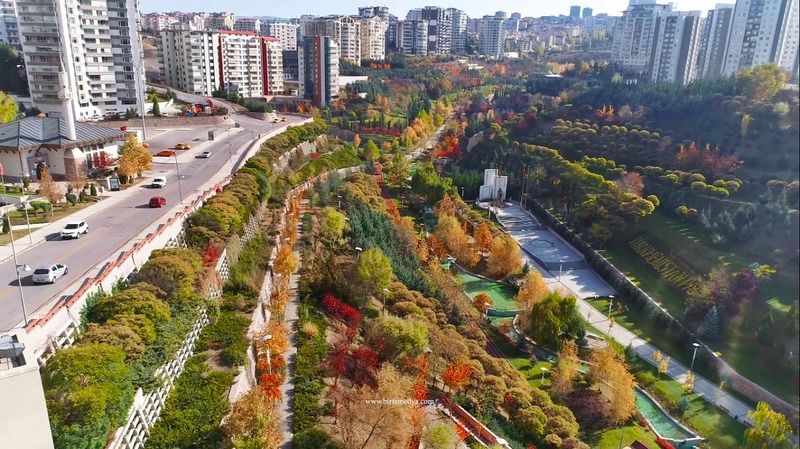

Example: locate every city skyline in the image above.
[139,0,723,19]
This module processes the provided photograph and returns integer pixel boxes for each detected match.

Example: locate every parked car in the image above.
[174,143,191,150]
[149,196,167,208]
[60,221,88,239]
[151,177,167,188]
[32,264,68,284]
[156,150,176,157]
[196,151,212,159]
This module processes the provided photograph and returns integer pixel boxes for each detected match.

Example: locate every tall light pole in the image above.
[173,153,184,203]
[607,295,615,320]
[540,366,548,384]
[21,196,32,245]
[0,165,31,327]
[690,342,701,373]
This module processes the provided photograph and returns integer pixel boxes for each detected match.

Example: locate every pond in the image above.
[635,388,700,446]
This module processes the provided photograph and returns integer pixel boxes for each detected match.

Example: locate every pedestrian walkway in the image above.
[494,201,756,426]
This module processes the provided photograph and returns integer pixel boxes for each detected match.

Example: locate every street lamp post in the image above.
[540,366,548,384]
[607,295,615,320]
[460,186,465,200]
[690,342,701,373]
[173,154,184,203]
[21,196,32,245]
[13,262,31,327]
[558,262,564,281]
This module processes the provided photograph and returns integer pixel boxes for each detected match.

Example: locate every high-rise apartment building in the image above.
[266,22,299,51]
[15,0,145,120]
[407,7,452,54]
[583,7,594,18]
[570,5,582,18]
[302,16,362,65]
[695,4,734,79]
[0,0,19,50]
[234,17,262,34]
[160,30,221,96]
[360,15,388,60]
[478,15,506,58]
[398,19,428,55]
[206,12,235,31]
[159,30,283,97]
[386,14,398,50]
[649,10,703,84]
[723,0,799,77]
[611,1,673,73]
[448,8,468,53]
[298,35,339,107]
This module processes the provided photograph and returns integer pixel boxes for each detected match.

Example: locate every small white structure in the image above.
[479,168,507,201]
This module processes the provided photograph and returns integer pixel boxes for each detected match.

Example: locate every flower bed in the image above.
[628,236,702,297]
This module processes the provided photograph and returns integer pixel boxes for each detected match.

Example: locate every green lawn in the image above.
[454,269,519,312]
[586,426,660,449]
[630,358,748,449]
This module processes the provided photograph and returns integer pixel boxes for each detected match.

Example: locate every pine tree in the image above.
[699,305,721,340]
[151,98,161,117]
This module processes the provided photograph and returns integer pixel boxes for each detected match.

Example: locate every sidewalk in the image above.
[495,201,755,426]
[0,127,243,263]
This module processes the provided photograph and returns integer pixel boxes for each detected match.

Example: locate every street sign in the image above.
[109,177,120,191]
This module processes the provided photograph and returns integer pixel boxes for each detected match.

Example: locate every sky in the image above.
[139,0,722,19]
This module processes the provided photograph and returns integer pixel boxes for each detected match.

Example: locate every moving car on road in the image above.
[151,177,167,188]
[196,151,212,159]
[149,196,167,208]
[156,150,176,157]
[174,143,191,150]
[32,264,69,284]
[60,221,88,239]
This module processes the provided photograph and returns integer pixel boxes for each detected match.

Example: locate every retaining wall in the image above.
[96,115,234,129]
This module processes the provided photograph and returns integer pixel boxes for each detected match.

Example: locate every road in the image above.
[0,114,305,331]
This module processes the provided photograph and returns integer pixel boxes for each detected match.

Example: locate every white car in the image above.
[32,264,69,284]
[151,176,167,188]
[196,151,212,159]
[60,221,88,239]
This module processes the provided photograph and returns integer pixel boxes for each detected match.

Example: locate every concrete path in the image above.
[278,201,304,448]
[495,201,755,427]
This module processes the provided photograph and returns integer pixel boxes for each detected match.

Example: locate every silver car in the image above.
[32,264,69,284]
[60,221,88,239]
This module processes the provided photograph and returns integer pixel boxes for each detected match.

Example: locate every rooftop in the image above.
[0,117,126,152]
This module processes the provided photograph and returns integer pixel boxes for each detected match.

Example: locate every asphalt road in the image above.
[0,114,305,331]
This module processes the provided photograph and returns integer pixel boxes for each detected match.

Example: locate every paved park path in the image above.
[494,201,756,427]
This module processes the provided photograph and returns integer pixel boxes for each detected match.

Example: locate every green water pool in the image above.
[635,389,695,441]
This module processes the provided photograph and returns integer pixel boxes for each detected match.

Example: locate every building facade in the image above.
[611,1,673,73]
[360,15,388,61]
[407,7,452,55]
[0,0,18,50]
[478,15,506,58]
[15,0,145,121]
[206,12,235,31]
[723,0,799,77]
[302,16,362,65]
[649,10,702,84]
[399,19,428,55]
[448,8,468,54]
[695,4,734,80]
[266,22,299,51]
[159,30,221,96]
[298,35,339,107]
[234,17,262,34]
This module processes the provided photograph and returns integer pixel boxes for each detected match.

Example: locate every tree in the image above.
[0,45,27,94]
[516,270,549,311]
[273,243,298,277]
[37,167,62,212]
[698,305,721,340]
[89,287,170,325]
[744,402,794,449]
[152,98,162,117]
[363,139,379,160]
[551,340,578,395]
[422,422,458,449]
[66,162,88,193]
[474,222,493,254]
[473,292,493,314]
[658,356,670,376]
[741,114,752,139]
[442,360,474,393]
[435,215,478,267]
[616,172,644,195]
[0,90,18,124]
[136,248,201,300]
[319,206,347,247]
[356,247,393,303]
[81,322,145,360]
[434,193,457,218]
[486,234,522,278]
[590,347,636,425]
[736,64,788,102]
[352,133,361,148]
[368,315,428,360]
[526,293,583,349]
[224,390,281,449]
[383,154,410,188]
[117,133,152,180]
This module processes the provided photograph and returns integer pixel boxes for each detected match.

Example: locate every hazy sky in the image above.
[139,0,722,18]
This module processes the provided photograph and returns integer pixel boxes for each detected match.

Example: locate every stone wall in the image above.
[96,115,234,129]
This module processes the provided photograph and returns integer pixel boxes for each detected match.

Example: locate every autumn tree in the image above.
[223,390,281,449]
[37,167,63,212]
[363,139,379,160]
[616,172,644,196]
[442,360,474,393]
[117,133,152,181]
[474,222,494,254]
[66,162,88,193]
[0,91,18,124]
[422,422,458,449]
[736,63,788,102]
[435,193,457,218]
[590,347,636,425]
[473,292,493,314]
[487,234,522,278]
[435,215,478,267]
[352,133,361,148]
[744,402,794,449]
[319,206,347,247]
[551,340,578,396]
[516,270,549,311]
[356,247,393,305]
[273,243,298,277]
[383,154,410,188]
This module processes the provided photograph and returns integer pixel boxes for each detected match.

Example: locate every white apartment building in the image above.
[696,4,734,79]
[301,16,362,65]
[266,22,298,51]
[611,1,673,73]
[650,10,702,84]
[407,7,452,55]
[206,12,235,31]
[159,30,221,96]
[298,35,339,107]
[723,0,799,76]
[399,19,428,55]
[234,16,262,34]
[159,30,283,97]
[143,13,178,32]
[0,0,19,50]
[360,15,388,61]
[448,8,468,54]
[478,15,506,58]
[15,0,145,120]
